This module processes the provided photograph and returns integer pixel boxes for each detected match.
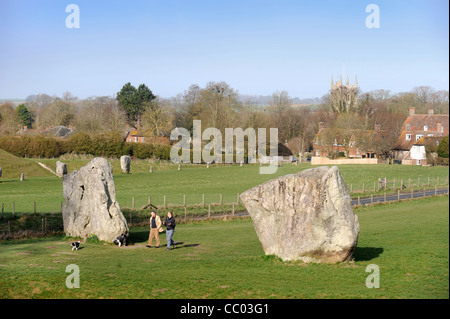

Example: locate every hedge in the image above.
[0,133,172,160]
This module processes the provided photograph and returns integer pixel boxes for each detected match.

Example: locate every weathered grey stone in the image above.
[240,166,359,263]
[120,155,131,173]
[56,161,67,178]
[62,157,129,242]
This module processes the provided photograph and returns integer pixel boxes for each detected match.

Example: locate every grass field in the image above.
[0,196,448,299]
[0,155,448,214]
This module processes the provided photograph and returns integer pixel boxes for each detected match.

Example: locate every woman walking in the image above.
[164,211,176,250]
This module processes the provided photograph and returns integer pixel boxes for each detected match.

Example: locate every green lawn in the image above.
[0,196,448,299]
[0,158,448,214]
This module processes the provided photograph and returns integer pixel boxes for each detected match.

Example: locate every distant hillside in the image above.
[0,148,53,179]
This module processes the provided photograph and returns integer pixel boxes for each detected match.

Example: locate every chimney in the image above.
[428,109,434,116]
[409,107,415,116]
[319,122,325,131]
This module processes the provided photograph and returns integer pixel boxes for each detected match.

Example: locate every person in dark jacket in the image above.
[164,211,176,250]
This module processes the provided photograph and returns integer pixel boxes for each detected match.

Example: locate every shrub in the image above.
[437,136,449,158]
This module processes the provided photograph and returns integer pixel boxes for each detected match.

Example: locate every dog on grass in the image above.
[71,241,81,251]
[113,234,127,247]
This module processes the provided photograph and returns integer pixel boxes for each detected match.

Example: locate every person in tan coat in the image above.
[146,211,163,248]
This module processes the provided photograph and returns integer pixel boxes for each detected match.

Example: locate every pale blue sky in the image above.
[0,0,448,99]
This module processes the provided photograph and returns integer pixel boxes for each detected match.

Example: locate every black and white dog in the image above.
[71,241,81,251]
[113,234,127,247]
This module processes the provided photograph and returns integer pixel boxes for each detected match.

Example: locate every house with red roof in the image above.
[392,107,449,165]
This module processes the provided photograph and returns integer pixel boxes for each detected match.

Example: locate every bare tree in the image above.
[141,98,174,136]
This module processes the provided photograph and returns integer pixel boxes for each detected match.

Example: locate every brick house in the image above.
[392,107,449,165]
[125,128,170,145]
[312,122,384,158]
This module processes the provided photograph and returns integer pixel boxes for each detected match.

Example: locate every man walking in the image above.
[146,211,162,248]
[164,211,176,250]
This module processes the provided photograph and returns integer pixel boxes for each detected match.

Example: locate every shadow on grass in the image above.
[127,231,199,249]
[353,247,384,262]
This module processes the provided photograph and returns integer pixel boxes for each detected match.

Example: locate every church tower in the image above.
[330,75,359,113]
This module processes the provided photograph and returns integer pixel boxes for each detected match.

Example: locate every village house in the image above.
[392,107,449,165]
[312,122,384,159]
[125,128,170,145]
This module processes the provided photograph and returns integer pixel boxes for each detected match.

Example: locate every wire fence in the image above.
[1,176,449,240]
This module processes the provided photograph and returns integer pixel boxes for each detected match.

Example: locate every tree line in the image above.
[0,82,448,159]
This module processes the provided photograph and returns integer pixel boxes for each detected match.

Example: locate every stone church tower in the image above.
[330,75,359,113]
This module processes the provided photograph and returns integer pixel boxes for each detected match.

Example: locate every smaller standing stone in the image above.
[56,161,67,178]
[120,155,131,174]
[20,173,25,181]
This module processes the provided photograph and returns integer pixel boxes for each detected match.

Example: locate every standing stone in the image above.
[120,155,131,173]
[56,161,67,178]
[240,166,359,263]
[20,173,25,181]
[62,157,129,242]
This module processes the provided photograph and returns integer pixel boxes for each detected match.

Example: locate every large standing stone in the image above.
[120,155,131,173]
[56,161,67,178]
[240,166,359,263]
[62,157,129,242]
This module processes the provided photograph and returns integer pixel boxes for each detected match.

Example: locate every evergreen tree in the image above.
[16,104,32,128]
[116,82,156,127]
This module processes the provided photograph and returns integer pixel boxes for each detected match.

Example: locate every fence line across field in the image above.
[0,175,448,216]
[1,186,449,238]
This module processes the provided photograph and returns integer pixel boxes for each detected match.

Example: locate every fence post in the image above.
[362,183,365,193]
[435,186,437,196]
[148,196,151,208]
[370,194,373,205]
[202,194,205,207]
[184,207,187,222]
[183,194,186,207]
[384,192,386,202]
[411,188,413,199]
[397,190,400,201]
[208,204,211,218]
[428,177,430,186]
[219,194,222,205]
[357,196,360,206]
[350,184,353,193]
[232,204,235,215]
[132,197,135,209]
